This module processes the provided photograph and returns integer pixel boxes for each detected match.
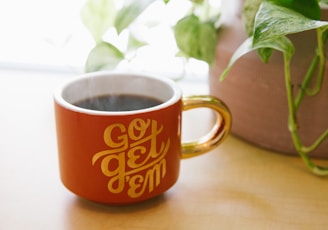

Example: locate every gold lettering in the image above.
[145,158,166,190]
[127,175,144,198]
[107,174,125,194]
[101,153,125,193]
[130,120,163,148]
[92,118,171,199]
[100,152,125,177]
[104,123,128,149]
[149,120,165,158]
[128,118,150,140]
[127,159,166,198]
[127,145,148,168]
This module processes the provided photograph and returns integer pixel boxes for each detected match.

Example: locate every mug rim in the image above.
[54,71,182,116]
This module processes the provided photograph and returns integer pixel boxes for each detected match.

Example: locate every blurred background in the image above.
[0,0,222,79]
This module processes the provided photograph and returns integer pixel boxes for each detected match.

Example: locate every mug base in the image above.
[74,193,167,207]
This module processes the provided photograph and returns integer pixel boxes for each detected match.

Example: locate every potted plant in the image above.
[80,0,221,73]
[211,0,328,176]
[80,0,328,175]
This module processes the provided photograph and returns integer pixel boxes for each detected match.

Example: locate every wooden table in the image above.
[1,70,327,230]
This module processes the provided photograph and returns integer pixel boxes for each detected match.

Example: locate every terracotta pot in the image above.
[209,5,328,158]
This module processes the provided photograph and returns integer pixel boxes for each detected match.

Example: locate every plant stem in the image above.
[284,45,328,176]
[294,54,319,110]
[305,29,326,96]
[295,29,327,110]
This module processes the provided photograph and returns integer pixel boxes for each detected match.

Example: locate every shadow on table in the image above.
[71,193,167,214]
[64,193,169,229]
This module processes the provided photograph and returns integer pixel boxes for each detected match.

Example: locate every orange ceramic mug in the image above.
[54,72,231,205]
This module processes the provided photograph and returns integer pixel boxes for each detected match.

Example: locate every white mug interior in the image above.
[54,72,182,115]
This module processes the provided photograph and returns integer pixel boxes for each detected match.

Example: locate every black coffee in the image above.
[74,94,163,111]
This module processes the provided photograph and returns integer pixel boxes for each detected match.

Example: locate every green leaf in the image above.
[253,1,328,45]
[114,0,156,34]
[80,0,116,43]
[220,36,294,81]
[272,0,321,20]
[253,35,294,59]
[174,15,217,64]
[127,34,147,54]
[190,0,204,3]
[257,47,273,63]
[85,42,124,72]
[242,0,263,36]
[219,37,255,81]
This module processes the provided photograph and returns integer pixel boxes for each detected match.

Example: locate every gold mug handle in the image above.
[181,95,232,159]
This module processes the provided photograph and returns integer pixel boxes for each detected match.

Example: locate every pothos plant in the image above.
[80,0,221,72]
[81,0,328,175]
[221,0,328,176]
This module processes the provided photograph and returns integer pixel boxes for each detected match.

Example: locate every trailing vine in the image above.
[221,0,328,175]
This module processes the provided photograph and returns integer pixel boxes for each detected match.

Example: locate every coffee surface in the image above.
[74,94,163,111]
